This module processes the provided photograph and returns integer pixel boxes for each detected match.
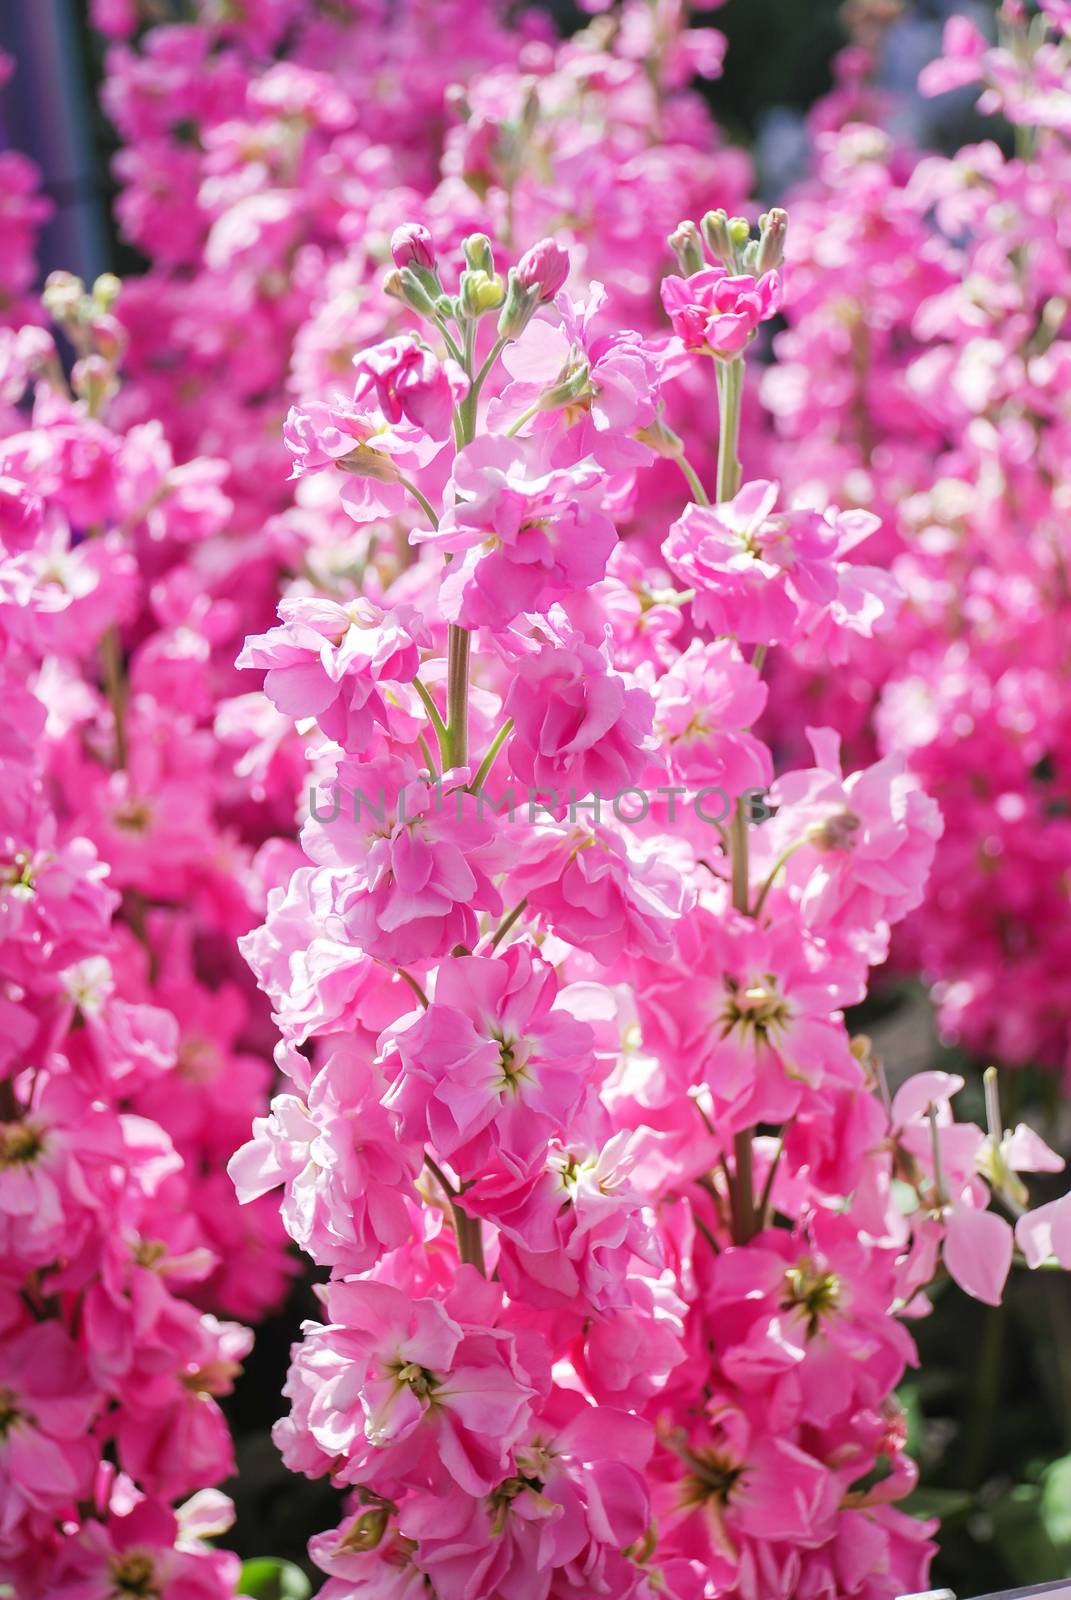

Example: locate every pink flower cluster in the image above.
[759,1,1071,1075]
[0,267,296,1594]
[229,195,1071,1599]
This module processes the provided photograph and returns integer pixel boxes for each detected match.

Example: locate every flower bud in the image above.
[668,221,704,278]
[462,233,495,275]
[338,444,402,484]
[42,270,85,324]
[72,354,117,415]
[391,222,436,272]
[91,273,122,312]
[700,209,733,265]
[391,266,442,319]
[339,1507,390,1553]
[755,208,789,275]
[460,269,505,317]
[515,238,569,301]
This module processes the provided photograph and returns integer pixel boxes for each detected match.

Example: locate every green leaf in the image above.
[236,1557,312,1600]
[1039,1452,1071,1554]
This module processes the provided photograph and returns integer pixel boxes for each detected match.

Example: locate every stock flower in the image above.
[379,944,597,1177]
[663,481,841,645]
[411,439,617,628]
[660,263,783,357]
[503,616,655,798]
[300,755,505,965]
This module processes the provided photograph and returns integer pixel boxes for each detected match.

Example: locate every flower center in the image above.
[719,974,790,1041]
[808,811,860,852]
[0,1386,25,1440]
[680,1449,744,1509]
[0,1121,44,1168]
[783,1260,842,1334]
[107,1550,160,1598]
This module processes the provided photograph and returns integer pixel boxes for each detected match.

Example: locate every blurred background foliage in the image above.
[11,1,1071,1595]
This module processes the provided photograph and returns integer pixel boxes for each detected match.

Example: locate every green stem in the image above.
[715,356,744,503]
[673,451,710,508]
[396,475,439,529]
[752,835,810,921]
[729,798,750,915]
[470,718,513,793]
[413,679,449,761]
[731,1130,755,1244]
[506,400,541,438]
[490,897,528,950]
[445,625,471,769]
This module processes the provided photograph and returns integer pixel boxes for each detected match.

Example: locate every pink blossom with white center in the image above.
[660,263,783,357]
[228,1044,422,1272]
[280,1275,536,1498]
[237,594,427,752]
[663,480,841,645]
[646,637,772,794]
[764,726,943,939]
[351,335,469,439]
[502,617,655,798]
[501,817,692,965]
[410,438,617,628]
[379,944,598,1179]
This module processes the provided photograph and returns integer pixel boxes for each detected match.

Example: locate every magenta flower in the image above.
[301,756,505,966]
[661,263,782,356]
[228,1044,422,1272]
[352,334,469,439]
[379,945,597,1177]
[237,595,427,753]
[503,618,655,798]
[280,1276,536,1498]
[411,439,617,628]
[664,480,841,645]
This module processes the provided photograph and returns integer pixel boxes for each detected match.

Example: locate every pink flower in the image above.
[765,726,943,940]
[515,238,570,300]
[379,944,597,1177]
[648,638,772,794]
[663,481,841,645]
[228,1044,422,1272]
[237,595,426,752]
[631,901,862,1130]
[352,335,469,439]
[502,817,691,964]
[0,1322,99,1553]
[660,264,782,356]
[280,1275,536,1497]
[281,398,440,524]
[411,440,617,628]
[301,756,505,966]
[391,222,436,271]
[464,1130,658,1312]
[503,618,655,798]
[918,16,989,98]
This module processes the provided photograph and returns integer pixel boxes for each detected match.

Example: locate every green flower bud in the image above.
[460,269,505,317]
[668,221,704,278]
[462,233,495,275]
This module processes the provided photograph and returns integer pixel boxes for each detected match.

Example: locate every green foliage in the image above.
[236,1557,312,1600]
